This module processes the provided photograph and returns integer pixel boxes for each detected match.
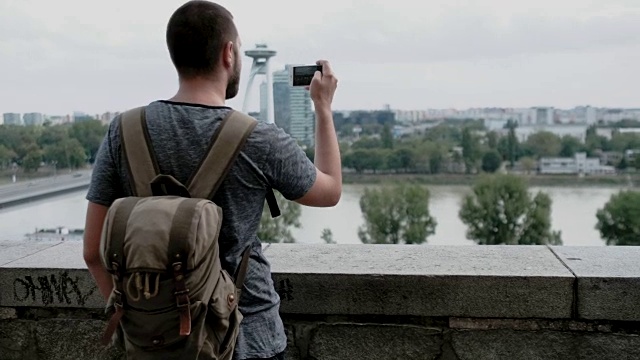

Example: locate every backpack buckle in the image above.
[175,289,190,307]
[113,289,124,308]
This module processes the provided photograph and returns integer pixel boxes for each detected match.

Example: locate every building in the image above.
[272,69,291,132]
[539,152,615,175]
[3,113,21,125]
[269,66,315,146]
[259,81,268,123]
[242,43,276,124]
[23,113,44,126]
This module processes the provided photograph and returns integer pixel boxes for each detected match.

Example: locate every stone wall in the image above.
[1,242,639,359]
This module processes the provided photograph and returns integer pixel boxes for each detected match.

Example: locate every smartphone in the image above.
[289,65,323,87]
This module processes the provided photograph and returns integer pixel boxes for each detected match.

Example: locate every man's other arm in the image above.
[295,60,342,207]
[83,202,113,300]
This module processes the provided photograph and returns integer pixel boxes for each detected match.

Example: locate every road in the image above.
[0,169,92,209]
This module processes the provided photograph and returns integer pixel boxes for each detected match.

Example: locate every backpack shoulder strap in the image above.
[186,110,257,199]
[119,106,158,197]
[187,110,281,217]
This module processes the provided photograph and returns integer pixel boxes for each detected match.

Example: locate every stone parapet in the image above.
[1,241,639,359]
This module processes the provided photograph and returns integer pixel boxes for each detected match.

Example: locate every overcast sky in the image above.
[0,0,639,116]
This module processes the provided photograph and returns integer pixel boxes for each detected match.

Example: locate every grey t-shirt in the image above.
[86,100,317,359]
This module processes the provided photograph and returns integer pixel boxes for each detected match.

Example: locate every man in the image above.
[82,1,341,359]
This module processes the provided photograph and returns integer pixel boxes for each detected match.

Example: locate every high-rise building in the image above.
[3,113,22,125]
[272,69,290,133]
[23,113,44,126]
[271,65,314,147]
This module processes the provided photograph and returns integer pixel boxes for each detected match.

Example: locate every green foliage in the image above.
[257,191,302,243]
[321,228,335,244]
[596,191,640,246]
[358,183,437,244]
[0,120,108,171]
[459,174,562,245]
[559,135,583,157]
[481,150,502,173]
[381,123,394,149]
[524,131,562,158]
[0,145,16,169]
[43,138,87,169]
[461,127,481,173]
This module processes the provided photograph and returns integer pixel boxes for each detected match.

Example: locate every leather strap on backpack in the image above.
[101,197,141,346]
[234,246,252,298]
[167,198,201,336]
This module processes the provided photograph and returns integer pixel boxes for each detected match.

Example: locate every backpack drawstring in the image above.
[126,272,160,302]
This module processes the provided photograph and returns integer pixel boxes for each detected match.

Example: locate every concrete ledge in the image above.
[269,244,574,319]
[551,246,640,321]
[1,242,640,360]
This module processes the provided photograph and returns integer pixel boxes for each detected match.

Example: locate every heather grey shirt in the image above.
[86,100,317,359]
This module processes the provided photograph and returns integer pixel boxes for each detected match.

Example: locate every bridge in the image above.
[0,170,92,209]
[0,242,638,359]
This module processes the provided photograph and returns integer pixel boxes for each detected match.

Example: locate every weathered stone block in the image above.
[0,308,17,320]
[452,329,575,360]
[271,245,574,319]
[579,333,640,360]
[307,324,442,360]
[551,246,640,321]
[34,319,121,360]
[0,320,36,360]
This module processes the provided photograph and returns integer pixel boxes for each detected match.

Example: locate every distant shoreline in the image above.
[343,173,637,188]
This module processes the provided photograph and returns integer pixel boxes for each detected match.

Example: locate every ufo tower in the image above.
[242,43,277,124]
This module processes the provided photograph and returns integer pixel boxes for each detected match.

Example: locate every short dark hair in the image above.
[166,1,238,79]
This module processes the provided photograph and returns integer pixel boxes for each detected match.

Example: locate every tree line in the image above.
[335,120,640,175]
[259,174,640,246]
[0,120,107,172]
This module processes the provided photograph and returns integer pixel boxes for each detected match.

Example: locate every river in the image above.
[0,184,624,246]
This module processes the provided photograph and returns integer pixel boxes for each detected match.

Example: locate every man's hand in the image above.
[309,60,338,110]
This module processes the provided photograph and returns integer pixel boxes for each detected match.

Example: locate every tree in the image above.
[257,191,302,243]
[0,144,16,169]
[559,135,583,157]
[524,131,562,158]
[321,228,335,244]
[481,150,502,173]
[461,127,480,173]
[387,148,414,173]
[596,191,640,245]
[459,174,562,245]
[43,138,87,169]
[22,145,43,172]
[519,157,537,174]
[486,131,498,150]
[381,123,394,149]
[69,120,107,163]
[358,184,437,244]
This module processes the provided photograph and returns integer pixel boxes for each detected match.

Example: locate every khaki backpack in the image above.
[98,107,280,359]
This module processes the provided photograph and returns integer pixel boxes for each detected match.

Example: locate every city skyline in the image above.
[0,0,639,116]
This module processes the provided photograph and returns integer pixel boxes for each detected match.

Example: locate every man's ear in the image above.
[222,41,234,70]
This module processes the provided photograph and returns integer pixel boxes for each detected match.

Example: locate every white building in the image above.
[3,113,21,125]
[269,65,315,146]
[23,113,44,126]
[539,152,615,175]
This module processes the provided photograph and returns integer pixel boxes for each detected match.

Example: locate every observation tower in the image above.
[242,43,277,124]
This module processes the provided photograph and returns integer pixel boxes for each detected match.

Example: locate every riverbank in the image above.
[343,172,637,187]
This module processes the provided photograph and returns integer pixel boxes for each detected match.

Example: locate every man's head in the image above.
[166,1,241,99]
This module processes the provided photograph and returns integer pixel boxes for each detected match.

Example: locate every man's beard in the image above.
[225,56,241,100]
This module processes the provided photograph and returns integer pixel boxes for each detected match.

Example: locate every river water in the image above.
[0,184,624,246]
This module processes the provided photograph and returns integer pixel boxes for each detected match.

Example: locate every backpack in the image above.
[98,106,280,359]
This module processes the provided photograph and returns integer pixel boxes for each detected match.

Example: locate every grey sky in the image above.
[0,0,639,116]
